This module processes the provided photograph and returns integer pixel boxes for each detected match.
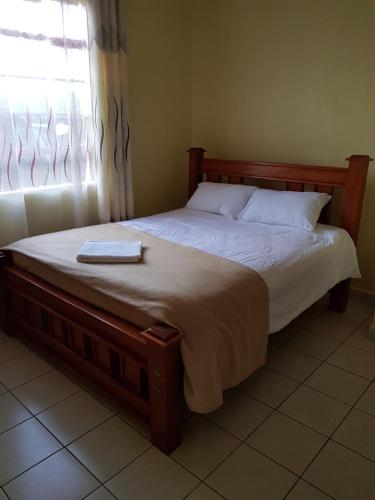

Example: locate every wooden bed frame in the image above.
[0,148,371,454]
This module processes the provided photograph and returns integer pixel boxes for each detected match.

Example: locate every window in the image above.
[0,0,93,192]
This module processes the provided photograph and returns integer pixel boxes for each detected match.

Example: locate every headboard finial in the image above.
[187,147,206,153]
[345,154,373,163]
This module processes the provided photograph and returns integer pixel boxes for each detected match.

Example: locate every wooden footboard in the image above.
[0,252,183,454]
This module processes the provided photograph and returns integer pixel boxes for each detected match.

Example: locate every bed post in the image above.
[329,154,372,313]
[0,251,12,336]
[188,147,206,198]
[142,324,183,454]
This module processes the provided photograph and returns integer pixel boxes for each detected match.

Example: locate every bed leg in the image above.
[329,279,350,313]
[0,252,13,336]
[142,324,183,454]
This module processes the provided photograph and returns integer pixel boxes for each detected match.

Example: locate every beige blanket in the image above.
[6,223,268,412]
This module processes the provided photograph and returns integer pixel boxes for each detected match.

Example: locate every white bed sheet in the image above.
[120,208,360,333]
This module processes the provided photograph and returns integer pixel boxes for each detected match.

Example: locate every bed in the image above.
[0,148,371,454]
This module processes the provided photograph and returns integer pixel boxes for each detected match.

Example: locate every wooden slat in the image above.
[95,342,111,373]
[206,173,220,182]
[287,182,304,191]
[51,316,64,343]
[9,290,24,316]
[315,185,334,224]
[123,355,142,395]
[71,326,85,356]
[229,176,241,184]
[28,302,43,329]
[315,185,334,195]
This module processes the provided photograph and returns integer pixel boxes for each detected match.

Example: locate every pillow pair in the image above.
[187,182,331,231]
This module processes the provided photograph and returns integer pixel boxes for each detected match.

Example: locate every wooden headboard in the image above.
[188,148,372,244]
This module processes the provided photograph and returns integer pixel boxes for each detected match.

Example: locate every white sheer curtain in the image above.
[0,0,133,246]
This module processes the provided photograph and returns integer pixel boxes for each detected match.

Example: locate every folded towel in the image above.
[77,240,142,263]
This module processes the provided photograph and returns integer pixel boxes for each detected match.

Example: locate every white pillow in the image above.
[187,182,257,219]
[238,189,331,231]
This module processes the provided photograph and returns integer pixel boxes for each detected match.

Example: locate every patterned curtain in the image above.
[0,0,133,246]
[87,0,133,222]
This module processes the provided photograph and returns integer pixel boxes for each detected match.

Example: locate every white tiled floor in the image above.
[0,298,374,499]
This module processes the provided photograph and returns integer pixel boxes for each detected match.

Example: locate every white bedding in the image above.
[120,208,360,333]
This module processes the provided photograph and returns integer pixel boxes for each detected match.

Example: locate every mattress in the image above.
[121,208,360,333]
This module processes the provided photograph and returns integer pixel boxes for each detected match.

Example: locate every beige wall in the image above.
[192,0,375,294]
[125,0,191,217]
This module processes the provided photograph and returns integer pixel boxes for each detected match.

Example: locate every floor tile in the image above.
[247,412,326,475]
[305,363,370,405]
[37,391,113,445]
[327,344,375,380]
[267,324,300,352]
[106,447,198,500]
[0,352,52,389]
[0,392,31,433]
[118,407,150,439]
[345,320,375,354]
[206,444,296,500]
[287,330,340,360]
[355,381,375,416]
[0,383,6,395]
[206,389,272,440]
[266,347,321,382]
[239,366,298,408]
[333,408,375,461]
[279,385,350,436]
[72,374,123,414]
[68,416,150,481]
[306,312,356,341]
[0,489,7,500]
[12,369,81,415]
[85,487,116,500]
[83,386,123,414]
[0,418,61,485]
[186,483,224,500]
[0,335,29,364]
[305,299,372,331]
[304,441,375,500]
[286,480,331,499]
[172,414,239,479]
[343,299,374,326]
[4,449,98,500]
